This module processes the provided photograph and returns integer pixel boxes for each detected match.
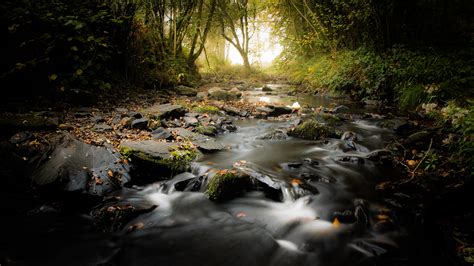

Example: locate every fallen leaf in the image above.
[108,170,114,177]
[236,211,247,218]
[332,217,340,227]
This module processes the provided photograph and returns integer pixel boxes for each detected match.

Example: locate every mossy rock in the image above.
[209,89,242,101]
[289,120,334,140]
[120,140,200,180]
[195,125,218,136]
[206,169,252,201]
[193,105,221,114]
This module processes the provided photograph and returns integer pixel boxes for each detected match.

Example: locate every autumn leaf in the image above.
[236,211,247,218]
[108,170,114,177]
[332,217,340,227]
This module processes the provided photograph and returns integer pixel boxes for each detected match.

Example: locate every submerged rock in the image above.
[33,135,131,196]
[205,169,252,201]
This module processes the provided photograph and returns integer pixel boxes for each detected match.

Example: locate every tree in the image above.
[217,0,257,71]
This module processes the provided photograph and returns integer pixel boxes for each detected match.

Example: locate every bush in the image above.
[0,0,135,97]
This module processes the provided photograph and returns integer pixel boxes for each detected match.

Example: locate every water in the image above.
[105,85,407,265]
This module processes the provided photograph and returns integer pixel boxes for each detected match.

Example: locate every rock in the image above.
[224,106,242,116]
[262,85,272,92]
[196,91,209,100]
[366,150,393,164]
[258,129,288,140]
[341,131,358,141]
[209,88,242,101]
[195,125,217,136]
[143,103,186,119]
[404,130,431,145]
[222,124,237,132]
[9,131,33,144]
[33,135,130,196]
[119,117,132,129]
[129,112,143,119]
[120,140,200,177]
[151,127,173,140]
[382,118,409,133]
[93,124,113,132]
[205,169,252,201]
[289,120,334,140]
[332,105,350,113]
[183,116,199,127]
[131,118,149,129]
[270,106,293,116]
[175,85,197,96]
[256,106,292,117]
[169,128,224,151]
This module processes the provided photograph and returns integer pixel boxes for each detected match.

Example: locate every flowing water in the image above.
[106,85,410,265]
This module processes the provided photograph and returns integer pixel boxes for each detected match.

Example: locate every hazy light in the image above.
[226,25,282,66]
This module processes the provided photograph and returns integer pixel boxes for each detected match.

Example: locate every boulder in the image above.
[289,120,335,140]
[403,130,431,145]
[209,88,242,101]
[205,169,252,201]
[151,127,173,140]
[183,116,199,127]
[256,106,292,117]
[332,105,350,113]
[195,125,218,136]
[262,85,272,92]
[169,128,224,151]
[143,103,186,119]
[120,140,200,178]
[33,135,131,196]
[175,85,197,96]
[131,118,149,130]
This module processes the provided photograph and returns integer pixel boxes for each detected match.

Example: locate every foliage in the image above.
[280,47,474,106]
[1,0,135,97]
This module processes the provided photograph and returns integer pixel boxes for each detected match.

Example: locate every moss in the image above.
[195,125,217,136]
[120,142,199,174]
[205,169,252,201]
[289,120,333,140]
[193,105,221,114]
[209,90,240,101]
[321,113,342,126]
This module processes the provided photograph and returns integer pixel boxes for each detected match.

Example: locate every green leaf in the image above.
[49,74,58,81]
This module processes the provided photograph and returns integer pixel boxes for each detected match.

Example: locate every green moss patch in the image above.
[206,169,252,201]
[289,120,334,140]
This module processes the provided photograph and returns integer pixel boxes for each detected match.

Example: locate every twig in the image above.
[402,138,433,183]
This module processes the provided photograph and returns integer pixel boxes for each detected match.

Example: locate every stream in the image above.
[103,85,409,265]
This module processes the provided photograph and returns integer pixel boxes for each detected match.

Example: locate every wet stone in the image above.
[93,123,113,132]
[131,118,149,129]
